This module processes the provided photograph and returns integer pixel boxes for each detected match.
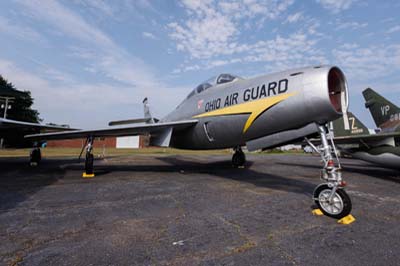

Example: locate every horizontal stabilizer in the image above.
[108,118,151,126]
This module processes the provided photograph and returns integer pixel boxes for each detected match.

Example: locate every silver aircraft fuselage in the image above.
[163,66,348,150]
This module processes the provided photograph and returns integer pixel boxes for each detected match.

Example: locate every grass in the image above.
[0,147,233,158]
[0,147,305,158]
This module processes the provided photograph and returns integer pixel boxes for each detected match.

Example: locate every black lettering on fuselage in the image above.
[224,92,239,107]
[232,92,238,105]
[268,82,277,96]
[251,86,259,100]
[259,84,267,98]
[278,79,288,93]
[243,79,289,101]
[243,89,251,101]
[205,98,221,112]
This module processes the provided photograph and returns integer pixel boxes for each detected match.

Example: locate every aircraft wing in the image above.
[332,132,400,145]
[25,120,198,141]
[0,117,75,131]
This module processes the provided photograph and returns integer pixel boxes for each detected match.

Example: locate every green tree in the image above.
[0,75,41,123]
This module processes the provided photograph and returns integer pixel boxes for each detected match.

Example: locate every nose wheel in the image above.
[314,184,352,219]
[232,146,246,168]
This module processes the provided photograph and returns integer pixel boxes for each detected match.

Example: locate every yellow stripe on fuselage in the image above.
[193,92,297,133]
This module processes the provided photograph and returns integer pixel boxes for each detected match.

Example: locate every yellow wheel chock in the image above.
[82,172,95,178]
[312,209,324,216]
[337,214,356,225]
[312,209,356,225]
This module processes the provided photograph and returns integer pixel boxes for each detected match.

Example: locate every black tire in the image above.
[314,184,352,219]
[232,151,246,168]
[85,153,94,174]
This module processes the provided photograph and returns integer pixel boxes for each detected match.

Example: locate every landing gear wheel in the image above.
[30,148,41,165]
[314,184,352,219]
[232,151,246,168]
[85,153,94,175]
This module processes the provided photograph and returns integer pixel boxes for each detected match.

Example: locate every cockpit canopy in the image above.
[186,73,242,99]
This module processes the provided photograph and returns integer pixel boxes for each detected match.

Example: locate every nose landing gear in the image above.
[232,146,246,168]
[306,125,352,219]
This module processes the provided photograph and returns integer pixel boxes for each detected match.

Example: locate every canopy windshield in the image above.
[186,73,242,99]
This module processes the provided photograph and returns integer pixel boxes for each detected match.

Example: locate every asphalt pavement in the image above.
[1,153,399,265]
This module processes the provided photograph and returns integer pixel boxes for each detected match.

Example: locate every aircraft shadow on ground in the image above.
[0,157,86,212]
[276,161,400,183]
[64,155,316,196]
[158,156,316,196]
[0,155,317,212]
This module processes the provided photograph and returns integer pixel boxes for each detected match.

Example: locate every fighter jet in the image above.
[26,66,352,219]
[313,111,400,169]
[363,88,400,133]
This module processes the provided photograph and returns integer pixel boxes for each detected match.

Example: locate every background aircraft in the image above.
[26,65,352,219]
[363,88,400,133]
[324,112,400,169]
[306,88,400,169]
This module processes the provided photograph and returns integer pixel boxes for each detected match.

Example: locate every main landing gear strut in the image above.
[30,143,41,166]
[305,125,352,219]
[232,146,246,168]
[81,136,95,178]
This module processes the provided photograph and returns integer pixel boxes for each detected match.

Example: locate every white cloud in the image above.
[386,25,400,34]
[4,0,192,126]
[74,0,115,16]
[15,0,159,88]
[175,31,327,74]
[284,12,303,24]
[0,58,189,128]
[336,20,368,30]
[167,0,326,74]
[333,44,400,81]
[142,32,158,40]
[316,0,356,13]
[168,0,327,73]
[168,16,237,59]
[168,0,295,59]
[0,16,44,42]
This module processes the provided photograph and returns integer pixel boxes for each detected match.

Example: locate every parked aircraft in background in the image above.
[363,88,400,133]
[26,66,352,219]
[321,112,400,169]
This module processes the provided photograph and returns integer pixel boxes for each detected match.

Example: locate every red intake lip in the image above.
[328,67,347,113]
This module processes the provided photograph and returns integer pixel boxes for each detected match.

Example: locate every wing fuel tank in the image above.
[246,123,319,151]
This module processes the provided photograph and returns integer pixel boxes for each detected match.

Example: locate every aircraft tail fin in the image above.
[143,97,157,124]
[331,111,369,137]
[363,88,400,128]
[108,98,158,126]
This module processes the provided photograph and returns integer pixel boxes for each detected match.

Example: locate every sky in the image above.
[0,0,399,129]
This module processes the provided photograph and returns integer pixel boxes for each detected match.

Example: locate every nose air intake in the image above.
[328,67,348,114]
